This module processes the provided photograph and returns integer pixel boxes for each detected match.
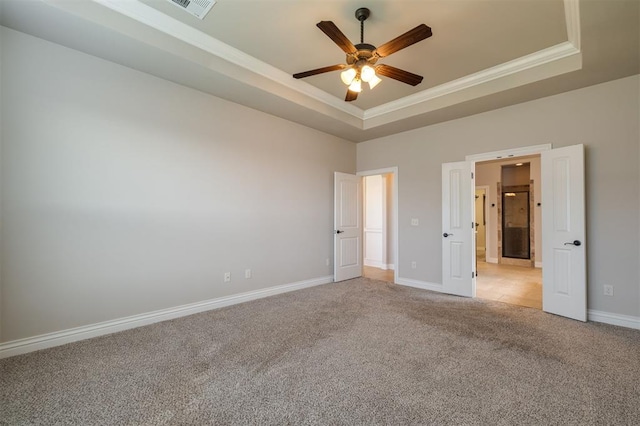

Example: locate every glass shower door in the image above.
[502,191,530,259]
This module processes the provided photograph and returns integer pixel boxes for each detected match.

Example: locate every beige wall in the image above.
[0,28,356,342]
[1,27,638,345]
[358,75,640,318]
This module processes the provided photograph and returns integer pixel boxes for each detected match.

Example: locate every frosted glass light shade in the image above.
[361,65,375,82]
[368,75,382,89]
[348,78,362,92]
[340,68,357,85]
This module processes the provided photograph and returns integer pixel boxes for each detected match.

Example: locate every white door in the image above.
[541,144,586,321]
[442,162,475,297]
[364,175,385,269]
[334,172,362,282]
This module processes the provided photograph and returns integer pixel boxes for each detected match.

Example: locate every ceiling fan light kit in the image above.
[293,7,432,102]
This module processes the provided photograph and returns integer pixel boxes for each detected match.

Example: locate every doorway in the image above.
[443,144,586,321]
[362,172,395,282]
[474,155,542,310]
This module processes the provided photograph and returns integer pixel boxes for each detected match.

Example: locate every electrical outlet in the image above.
[224,272,231,283]
[603,285,614,296]
[326,258,330,266]
[411,218,419,226]
[245,269,252,279]
[411,261,417,269]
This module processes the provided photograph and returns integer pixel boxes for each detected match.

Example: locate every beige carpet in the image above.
[1,278,639,425]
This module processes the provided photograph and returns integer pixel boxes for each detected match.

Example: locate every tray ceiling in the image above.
[1,0,638,142]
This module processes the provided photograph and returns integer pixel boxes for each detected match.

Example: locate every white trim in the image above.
[535,261,543,268]
[396,278,443,293]
[364,42,580,121]
[0,275,333,359]
[587,310,640,330]
[564,0,581,50]
[86,0,364,119]
[357,167,398,177]
[40,0,583,131]
[357,167,399,285]
[364,261,395,270]
[486,257,499,264]
[364,259,384,268]
[466,144,552,162]
[475,185,491,262]
[363,262,395,270]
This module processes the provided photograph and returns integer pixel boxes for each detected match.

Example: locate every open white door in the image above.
[334,172,362,282]
[442,161,475,297]
[542,144,587,321]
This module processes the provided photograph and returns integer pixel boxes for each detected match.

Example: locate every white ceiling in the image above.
[1,0,638,142]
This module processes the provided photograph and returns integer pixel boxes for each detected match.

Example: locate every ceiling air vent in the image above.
[167,0,216,20]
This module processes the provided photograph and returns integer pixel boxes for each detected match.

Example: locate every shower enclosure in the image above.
[502,191,530,259]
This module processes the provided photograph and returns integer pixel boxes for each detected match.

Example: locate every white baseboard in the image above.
[395,277,443,293]
[587,310,640,330]
[535,261,543,268]
[486,257,499,264]
[0,275,333,359]
[364,261,395,270]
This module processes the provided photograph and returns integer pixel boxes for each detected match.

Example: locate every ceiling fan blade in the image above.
[375,64,423,86]
[345,89,358,102]
[317,21,357,54]
[374,24,432,58]
[293,64,346,79]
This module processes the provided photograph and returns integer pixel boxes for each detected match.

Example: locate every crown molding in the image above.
[564,0,581,50]
[81,0,365,119]
[363,41,581,122]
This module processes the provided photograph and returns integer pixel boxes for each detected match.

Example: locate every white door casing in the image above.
[541,144,587,321]
[442,161,475,297]
[334,172,363,282]
[358,167,399,284]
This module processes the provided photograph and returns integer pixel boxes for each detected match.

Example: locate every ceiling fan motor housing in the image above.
[347,43,378,66]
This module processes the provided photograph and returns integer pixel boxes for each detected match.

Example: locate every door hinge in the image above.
[471,172,474,179]
[472,271,475,278]
[472,221,475,228]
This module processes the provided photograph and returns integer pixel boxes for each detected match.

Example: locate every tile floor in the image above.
[363,260,542,310]
[476,260,542,309]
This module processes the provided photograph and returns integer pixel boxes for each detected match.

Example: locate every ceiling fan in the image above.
[293,7,432,102]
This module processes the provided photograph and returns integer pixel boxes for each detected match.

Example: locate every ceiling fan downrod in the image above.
[355,7,370,44]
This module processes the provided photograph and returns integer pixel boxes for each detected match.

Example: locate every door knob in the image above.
[443,232,453,238]
[564,240,581,246]
[336,230,344,234]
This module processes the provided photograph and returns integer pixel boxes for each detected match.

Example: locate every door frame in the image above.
[475,185,491,262]
[465,144,551,299]
[357,167,399,284]
[467,144,551,264]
